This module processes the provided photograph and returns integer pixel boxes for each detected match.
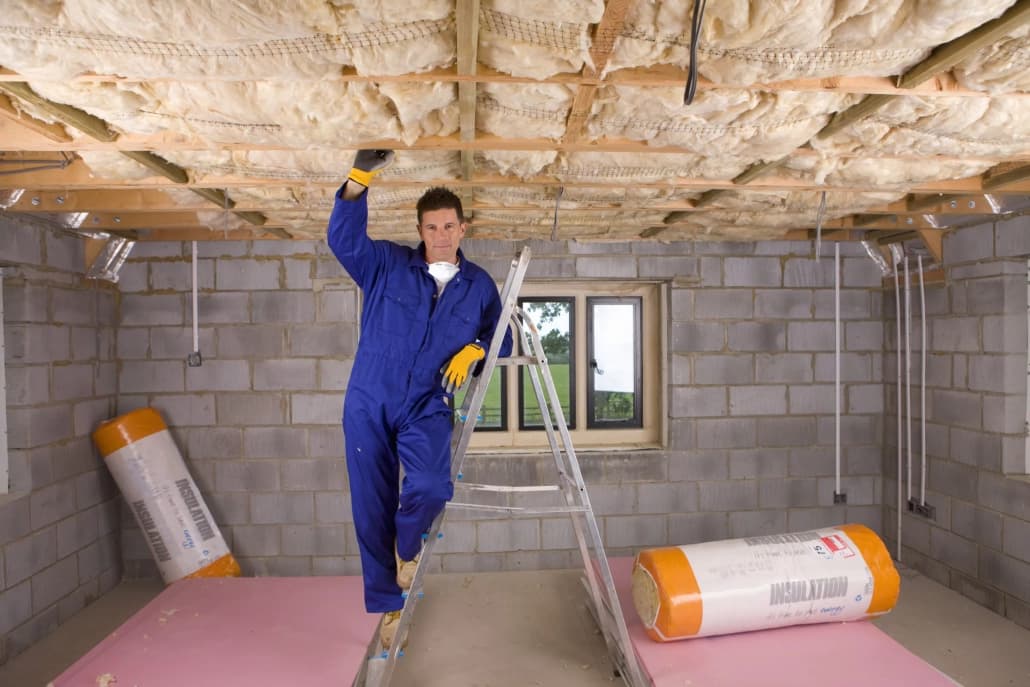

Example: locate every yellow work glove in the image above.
[347,149,395,188]
[441,343,485,394]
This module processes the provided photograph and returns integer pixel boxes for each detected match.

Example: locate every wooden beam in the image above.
[0,84,269,226]
[733,158,787,185]
[916,229,944,263]
[6,188,1021,216]
[6,155,1030,194]
[6,63,1026,98]
[232,210,267,226]
[121,152,267,226]
[846,214,936,230]
[0,82,116,142]
[6,125,1030,168]
[0,94,72,142]
[882,269,946,289]
[898,0,1030,89]
[983,164,1030,191]
[134,228,282,241]
[190,187,236,209]
[562,0,631,144]
[876,230,920,245]
[119,150,189,184]
[908,193,981,212]
[456,0,480,181]
[817,94,895,140]
[692,190,723,208]
[915,193,1005,214]
[75,211,206,230]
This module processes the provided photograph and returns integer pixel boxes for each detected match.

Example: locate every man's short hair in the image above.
[417,187,464,225]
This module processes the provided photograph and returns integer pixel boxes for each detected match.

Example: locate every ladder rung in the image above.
[448,502,589,515]
[494,356,539,366]
[455,483,560,493]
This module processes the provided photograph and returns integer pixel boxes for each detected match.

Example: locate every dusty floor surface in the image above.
[2,566,1029,686]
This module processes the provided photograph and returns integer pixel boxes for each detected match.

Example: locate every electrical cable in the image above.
[683,0,708,105]
[551,185,564,241]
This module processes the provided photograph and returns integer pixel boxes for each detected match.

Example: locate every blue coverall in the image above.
[327,186,512,612]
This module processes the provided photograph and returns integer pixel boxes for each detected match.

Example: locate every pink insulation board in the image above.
[608,557,959,687]
[51,576,378,687]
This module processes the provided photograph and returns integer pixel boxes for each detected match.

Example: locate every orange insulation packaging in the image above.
[632,524,899,641]
[93,408,241,584]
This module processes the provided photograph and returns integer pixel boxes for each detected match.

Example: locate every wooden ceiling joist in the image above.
[456,0,479,182]
[0,93,71,142]
[8,119,1030,169]
[4,156,1030,194]
[983,164,1030,191]
[0,82,116,142]
[561,0,631,144]
[9,188,1019,219]
[2,64,1026,99]
[0,81,271,228]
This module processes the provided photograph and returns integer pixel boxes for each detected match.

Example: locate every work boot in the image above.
[379,610,404,650]
[396,549,420,590]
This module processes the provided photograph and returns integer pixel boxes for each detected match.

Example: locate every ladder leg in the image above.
[519,312,647,687]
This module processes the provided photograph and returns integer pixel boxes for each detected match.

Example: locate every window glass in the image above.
[587,297,642,428]
[519,298,575,429]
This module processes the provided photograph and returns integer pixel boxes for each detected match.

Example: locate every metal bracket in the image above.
[833,491,848,504]
[85,235,135,282]
[907,497,936,520]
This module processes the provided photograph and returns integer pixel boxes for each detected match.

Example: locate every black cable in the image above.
[550,185,564,241]
[683,0,708,106]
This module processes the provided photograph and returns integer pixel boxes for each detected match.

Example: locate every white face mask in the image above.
[428,261,460,294]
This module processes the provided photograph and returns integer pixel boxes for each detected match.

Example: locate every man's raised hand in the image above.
[348,149,395,188]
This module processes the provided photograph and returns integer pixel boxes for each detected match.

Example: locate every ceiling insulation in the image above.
[606,0,1016,81]
[0,0,1027,246]
[953,23,1030,92]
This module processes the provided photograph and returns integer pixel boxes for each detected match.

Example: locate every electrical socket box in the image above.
[907,497,936,520]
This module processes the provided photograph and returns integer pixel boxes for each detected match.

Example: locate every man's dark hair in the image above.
[416,187,464,225]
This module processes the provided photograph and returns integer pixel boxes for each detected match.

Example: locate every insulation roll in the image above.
[632,524,899,642]
[93,408,241,584]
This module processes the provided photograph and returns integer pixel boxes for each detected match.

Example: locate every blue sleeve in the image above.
[326,183,384,290]
[478,279,514,358]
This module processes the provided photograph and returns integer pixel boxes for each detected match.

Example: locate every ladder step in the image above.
[455,483,560,493]
[494,356,540,366]
[447,502,589,515]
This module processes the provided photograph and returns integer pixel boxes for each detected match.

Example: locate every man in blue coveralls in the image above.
[326,150,512,649]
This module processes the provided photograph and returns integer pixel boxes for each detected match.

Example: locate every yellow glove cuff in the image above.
[453,342,484,365]
[348,167,375,187]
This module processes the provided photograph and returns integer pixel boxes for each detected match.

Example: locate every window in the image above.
[587,297,642,429]
[519,298,575,430]
[461,281,663,451]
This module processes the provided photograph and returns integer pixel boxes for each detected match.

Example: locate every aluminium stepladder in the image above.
[358,247,646,687]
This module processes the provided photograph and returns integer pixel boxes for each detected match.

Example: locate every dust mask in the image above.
[428,261,459,294]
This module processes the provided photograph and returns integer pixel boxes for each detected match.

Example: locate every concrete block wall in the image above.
[882,213,1030,631]
[1,216,121,665]
[115,239,357,577]
[115,236,885,578]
